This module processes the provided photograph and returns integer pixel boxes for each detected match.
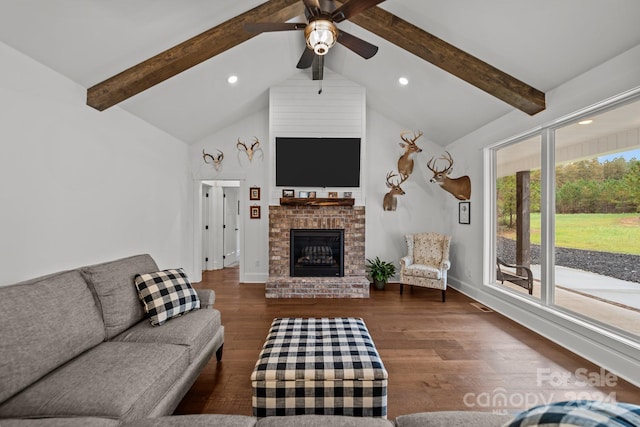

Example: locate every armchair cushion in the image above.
[403,264,442,280]
[413,233,447,266]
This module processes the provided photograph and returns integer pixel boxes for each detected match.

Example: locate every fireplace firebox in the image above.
[290,229,344,277]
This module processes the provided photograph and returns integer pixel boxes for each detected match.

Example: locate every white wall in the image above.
[364,108,451,270]
[191,109,268,283]
[445,44,640,386]
[0,42,192,285]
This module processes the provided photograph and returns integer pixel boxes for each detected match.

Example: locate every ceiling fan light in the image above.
[305,19,338,56]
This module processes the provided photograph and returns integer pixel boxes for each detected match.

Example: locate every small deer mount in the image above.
[398,130,423,178]
[426,151,471,200]
[383,171,408,211]
[202,149,224,171]
[237,137,261,162]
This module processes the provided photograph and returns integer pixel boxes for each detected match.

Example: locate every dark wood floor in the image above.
[175,267,640,419]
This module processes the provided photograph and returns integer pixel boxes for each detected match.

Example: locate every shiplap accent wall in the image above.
[269,70,366,204]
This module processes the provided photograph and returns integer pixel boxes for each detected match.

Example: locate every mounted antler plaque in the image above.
[203,149,224,171]
[237,137,260,162]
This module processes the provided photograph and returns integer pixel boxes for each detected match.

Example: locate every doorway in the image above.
[201,180,241,272]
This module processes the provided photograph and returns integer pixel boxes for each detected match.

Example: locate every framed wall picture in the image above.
[298,191,309,198]
[343,191,352,198]
[282,189,294,198]
[250,205,261,219]
[309,191,316,198]
[459,201,470,224]
[250,187,261,200]
[328,191,338,198]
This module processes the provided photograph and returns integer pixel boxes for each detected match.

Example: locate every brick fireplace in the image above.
[266,204,369,298]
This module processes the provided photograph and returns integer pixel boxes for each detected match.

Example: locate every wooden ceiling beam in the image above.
[348,6,546,115]
[87,0,304,111]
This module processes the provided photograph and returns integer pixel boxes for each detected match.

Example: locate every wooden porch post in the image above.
[516,171,531,276]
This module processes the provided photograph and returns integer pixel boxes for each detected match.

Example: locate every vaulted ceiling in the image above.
[2,1,640,146]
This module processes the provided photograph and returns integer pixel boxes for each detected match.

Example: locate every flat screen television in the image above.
[275,137,361,187]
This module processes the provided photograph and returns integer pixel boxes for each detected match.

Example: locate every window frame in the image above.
[484,86,640,344]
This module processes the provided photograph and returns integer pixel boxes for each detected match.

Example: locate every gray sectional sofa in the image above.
[0,412,512,426]
[0,254,224,425]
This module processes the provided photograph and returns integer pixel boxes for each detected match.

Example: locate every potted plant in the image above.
[366,257,397,290]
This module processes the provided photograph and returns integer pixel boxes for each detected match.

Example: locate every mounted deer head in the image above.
[203,149,224,171]
[237,137,260,162]
[398,130,423,178]
[383,171,408,211]
[426,151,471,200]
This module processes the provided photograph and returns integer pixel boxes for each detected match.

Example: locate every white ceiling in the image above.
[2,1,640,146]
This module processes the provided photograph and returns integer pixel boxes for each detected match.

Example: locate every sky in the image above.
[598,148,640,162]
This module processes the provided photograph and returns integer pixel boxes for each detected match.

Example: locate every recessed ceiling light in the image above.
[227,75,238,85]
[578,119,593,125]
[398,77,409,86]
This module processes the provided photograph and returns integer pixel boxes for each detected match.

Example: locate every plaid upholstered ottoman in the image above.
[251,317,388,418]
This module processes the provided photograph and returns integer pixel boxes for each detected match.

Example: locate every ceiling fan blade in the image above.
[302,0,322,16]
[312,54,324,81]
[296,48,316,69]
[244,22,306,34]
[337,30,378,59]
[331,0,386,22]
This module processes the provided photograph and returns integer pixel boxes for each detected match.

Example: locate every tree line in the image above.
[497,156,640,227]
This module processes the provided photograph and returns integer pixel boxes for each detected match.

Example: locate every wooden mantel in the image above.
[279,198,355,207]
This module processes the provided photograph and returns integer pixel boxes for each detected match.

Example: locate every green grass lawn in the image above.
[499,213,640,255]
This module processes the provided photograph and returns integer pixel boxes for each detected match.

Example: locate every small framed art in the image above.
[308,191,316,198]
[328,191,338,198]
[250,187,261,201]
[250,205,261,219]
[459,201,470,224]
[282,189,294,198]
[298,191,309,198]
[343,191,352,198]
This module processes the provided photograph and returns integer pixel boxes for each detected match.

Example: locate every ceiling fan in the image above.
[244,0,385,79]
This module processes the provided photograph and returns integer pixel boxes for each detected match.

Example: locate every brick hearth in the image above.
[266,205,369,298]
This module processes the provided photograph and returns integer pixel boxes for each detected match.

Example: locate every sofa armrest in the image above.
[196,289,215,308]
[400,256,413,268]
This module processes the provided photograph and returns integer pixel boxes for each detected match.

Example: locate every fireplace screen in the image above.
[290,229,344,277]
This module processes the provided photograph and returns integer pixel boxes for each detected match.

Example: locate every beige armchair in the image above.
[400,232,451,301]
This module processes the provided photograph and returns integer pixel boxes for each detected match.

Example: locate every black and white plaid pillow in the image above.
[134,268,200,326]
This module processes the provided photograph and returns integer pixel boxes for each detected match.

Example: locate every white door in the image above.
[202,184,213,271]
[223,186,240,267]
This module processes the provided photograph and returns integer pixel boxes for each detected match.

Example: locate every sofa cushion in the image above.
[113,308,221,363]
[396,411,511,427]
[0,270,105,403]
[256,415,394,427]
[0,342,188,422]
[1,418,120,427]
[122,414,258,427]
[81,254,159,339]
[134,268,200,326]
